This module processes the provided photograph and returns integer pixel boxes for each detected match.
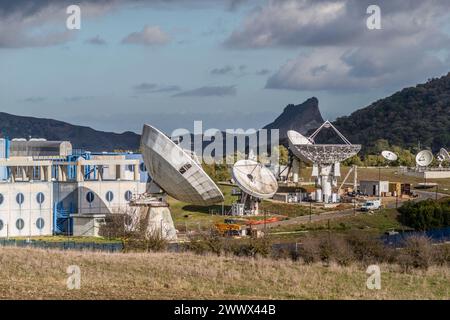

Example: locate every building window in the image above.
[16,218,25,230]
[0,193,3,205]
[139,162,146,172]
[0,219,3,231]
[106,191,114,202]
[16,193,24,205]
[36,218,45,230]
[125,190,132,201]
[36,192,45,204]
[86,191,95,203]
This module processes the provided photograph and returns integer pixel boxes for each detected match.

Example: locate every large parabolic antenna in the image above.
[415,150,433,167]
[141,124,224,206]
[381,150,398,162]
[133,124,224,240]
[287,121,361,203]
[231,159,278,215]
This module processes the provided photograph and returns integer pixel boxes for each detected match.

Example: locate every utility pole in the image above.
[264,210,266,231]
[378,166,381,200]
[396,193,398,209]
[309,201,312,222]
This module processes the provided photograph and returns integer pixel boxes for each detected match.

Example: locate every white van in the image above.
[361,200,381,212]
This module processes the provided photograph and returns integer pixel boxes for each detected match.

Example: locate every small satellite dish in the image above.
[141,124,224,206]
[415,150,433,167]
[381,150,398,161]
[232,159,278,199]
[439,148,450,161]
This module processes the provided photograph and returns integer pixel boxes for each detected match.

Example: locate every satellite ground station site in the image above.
[1,0,449,313]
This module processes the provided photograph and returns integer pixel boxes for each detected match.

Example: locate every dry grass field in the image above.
[0,247,448,299]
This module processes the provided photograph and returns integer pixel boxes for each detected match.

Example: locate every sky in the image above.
[0,0,449,135]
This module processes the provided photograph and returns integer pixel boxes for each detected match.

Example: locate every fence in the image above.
[0,239,123,252]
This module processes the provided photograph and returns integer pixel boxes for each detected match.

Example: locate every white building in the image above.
[0,139,147,237]
[359,180,389,197]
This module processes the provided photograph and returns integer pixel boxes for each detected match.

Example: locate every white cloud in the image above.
[266,46,446,91]
[122,25,170,46]
[225,0,450,49]
[223,0,450,91]
[173,86,237,97]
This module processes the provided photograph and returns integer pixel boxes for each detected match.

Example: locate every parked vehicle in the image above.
[361,199,381,211]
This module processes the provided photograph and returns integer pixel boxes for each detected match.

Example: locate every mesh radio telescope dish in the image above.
[232,160,278,199]
[381,150,398,161]
[292,121,361,165]
[415,150,433,167]
[286,120,361,203]
[141,124,224,206]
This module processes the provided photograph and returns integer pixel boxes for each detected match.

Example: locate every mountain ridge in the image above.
[263,97,324,140]
[2,72,449,153]
[0,112,140,152]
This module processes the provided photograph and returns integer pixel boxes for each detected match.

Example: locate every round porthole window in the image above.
[36,218,45,230]
[16,193,24,205]
[86,191,95,203]
[106,191,114,202]
[0,219,3,231]
[16,218,24,230]
[36,192,45,204]
[0,193,4,205]
[124,190,132,201]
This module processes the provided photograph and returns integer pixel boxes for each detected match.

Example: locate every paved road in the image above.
[257,190,448,230]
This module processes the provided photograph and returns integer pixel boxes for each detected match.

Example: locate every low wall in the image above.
[405,170,450,179]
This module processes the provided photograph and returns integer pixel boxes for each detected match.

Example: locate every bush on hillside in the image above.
[398,199,450,230]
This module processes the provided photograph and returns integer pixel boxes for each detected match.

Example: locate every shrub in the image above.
[432,244,450,266]
[185,230,222,255]
[397,236,433,271]
[398,199,450,230]
[330,236,355,267]
[124,230,168,252]
[345,231,391,264]
[298,236,321,264]
[233,237,272,258]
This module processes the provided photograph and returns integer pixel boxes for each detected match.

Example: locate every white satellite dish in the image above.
[232,159,278,199]
[141,124,224,206]
[439,148,450,161]
[415,150,433,167]
[381,150,398,161]
[231,159,278,215]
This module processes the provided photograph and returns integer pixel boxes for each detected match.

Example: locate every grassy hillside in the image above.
[0,247,448,299]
